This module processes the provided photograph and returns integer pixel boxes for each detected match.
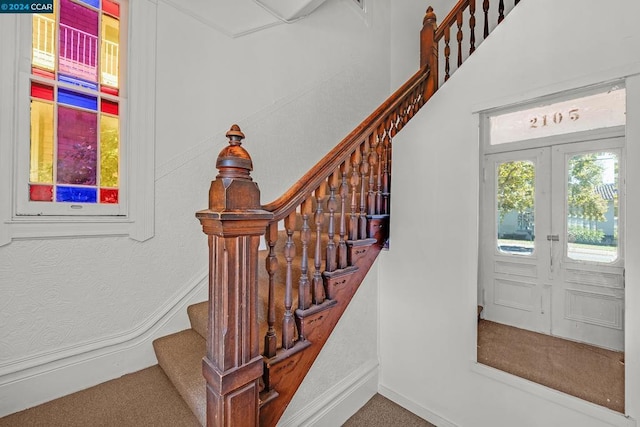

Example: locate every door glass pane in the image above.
[497,160,535,255]
[567,152,618,263]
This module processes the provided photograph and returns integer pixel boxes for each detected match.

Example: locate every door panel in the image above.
[550,139,624,351]
[481,148,551,334]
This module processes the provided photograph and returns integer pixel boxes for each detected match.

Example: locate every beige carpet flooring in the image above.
[0,366,200,427]
[3,320,624,425]
[0,371,428,427]
[477,319,625,413]
[343,394,434,426]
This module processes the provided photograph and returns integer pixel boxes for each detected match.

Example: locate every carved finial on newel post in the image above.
[196,125,273,427]
[420,6,439,94]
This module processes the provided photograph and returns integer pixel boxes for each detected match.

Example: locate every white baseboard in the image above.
[0,273,208,418]
[278,359,379,427]
[378,385,458,427]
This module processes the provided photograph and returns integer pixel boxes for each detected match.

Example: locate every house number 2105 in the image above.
[530,108,580,128]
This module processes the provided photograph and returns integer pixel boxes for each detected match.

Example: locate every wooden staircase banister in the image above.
[194,1,521,426]
[262,66,431,221]
[434,0,471,41]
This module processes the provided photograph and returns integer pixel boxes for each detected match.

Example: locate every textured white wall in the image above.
[0,0,390,416]
[382,0,640,426]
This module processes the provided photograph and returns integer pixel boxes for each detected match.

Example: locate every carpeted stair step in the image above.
[187,301,208,339]
[153,329,206,426]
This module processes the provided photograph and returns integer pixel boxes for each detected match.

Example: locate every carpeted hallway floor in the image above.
[0,366,200,427]
[477,319,625,413]
[343,394,434,426]
[1,320,625,425]
[0,368,428,427]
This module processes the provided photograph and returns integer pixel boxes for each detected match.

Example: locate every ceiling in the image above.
[162,0,330,38]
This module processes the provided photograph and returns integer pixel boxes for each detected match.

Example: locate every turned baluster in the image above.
[298,199,312,312]
[390,110,399,137]
[382,138,391,215]
[368,130,380,215]
[349,148,361,241]
[338,161,350,269]
[312,184,326,305]
[359,141,370,239]
[469,0,476,54]
[375,127,385,214]
[483,0,490,38]
[498,0,504,23]
[282,212,297,349]
[325,172,339,272]
[264,222,279,358]
[402,97,411,126]
[444,25,451,82]
[456,8,463,67]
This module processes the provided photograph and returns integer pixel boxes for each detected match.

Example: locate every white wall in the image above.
[0,0,390,416]
[382,0,640,426]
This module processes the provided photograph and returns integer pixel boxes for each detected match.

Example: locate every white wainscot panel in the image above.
[495,260,537,278]
[565,268,624,289]
[494,279,535,311]
[565,289,623,330]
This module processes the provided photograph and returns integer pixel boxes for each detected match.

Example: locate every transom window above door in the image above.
[483,83,626,152]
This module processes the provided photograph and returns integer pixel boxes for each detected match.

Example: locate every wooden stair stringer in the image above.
[259,243,382,427]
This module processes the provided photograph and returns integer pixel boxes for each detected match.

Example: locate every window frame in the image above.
[0,0,156,246]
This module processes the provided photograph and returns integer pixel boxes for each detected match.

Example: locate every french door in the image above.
[480,137,625,351]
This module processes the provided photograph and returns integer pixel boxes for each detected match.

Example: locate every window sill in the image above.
[2,216,138,245]
[470,362,635,427]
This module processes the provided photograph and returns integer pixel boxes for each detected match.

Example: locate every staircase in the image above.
[151,1,519,425]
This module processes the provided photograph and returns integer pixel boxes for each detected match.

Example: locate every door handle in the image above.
[547,235,559,272]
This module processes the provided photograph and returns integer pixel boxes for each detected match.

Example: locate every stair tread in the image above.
[187,301,208,339]
[153,329,206,426]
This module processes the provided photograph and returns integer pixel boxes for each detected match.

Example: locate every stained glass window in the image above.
[30,0,121,206]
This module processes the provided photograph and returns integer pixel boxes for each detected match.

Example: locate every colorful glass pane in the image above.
[57,106,97,185]
[29,0,123,208]
[100,188,118,203]
[100,115,119,187]
[30,184,54,202]
[101,15,119,88]
[56,186,97,203]
[100,86,119,96]
[32,13,56,71]
[59,0,99,83]
[100,99,118,115]
[103,0,119,17]
[30,101,54,183]
[31,82,54,101]
[32,68,55,80]
[58,73,99,91]
[58,87,98,110]
[78,0,99,8]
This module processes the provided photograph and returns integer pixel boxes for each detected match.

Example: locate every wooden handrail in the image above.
[262,66,430,221]
[434,0,470,41]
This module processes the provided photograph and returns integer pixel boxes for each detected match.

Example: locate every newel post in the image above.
[420,6,438,94]
[196,125,273,427]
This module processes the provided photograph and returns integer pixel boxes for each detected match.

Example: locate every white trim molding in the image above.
[278,359,379,427]
[471,362,637,427]
[378,385,459,427]
[0,270,207,417]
